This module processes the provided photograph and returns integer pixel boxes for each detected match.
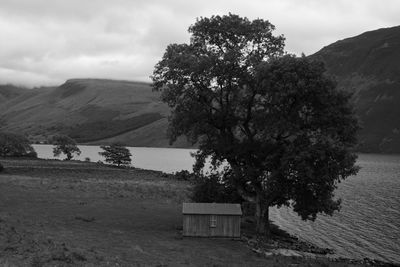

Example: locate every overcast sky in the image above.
[0,0,399,87]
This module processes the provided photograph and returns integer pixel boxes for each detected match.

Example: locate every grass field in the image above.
[0,158,367,266]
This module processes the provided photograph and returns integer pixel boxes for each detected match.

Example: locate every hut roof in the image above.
[182,203,242,215]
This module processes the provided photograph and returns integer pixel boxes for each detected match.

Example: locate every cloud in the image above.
[0,0,399,87]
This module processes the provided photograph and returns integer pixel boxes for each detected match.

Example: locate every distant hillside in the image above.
[0,85,28,104]
[2,26,400,152]
[0,79,191,148]
[312,26,400,153]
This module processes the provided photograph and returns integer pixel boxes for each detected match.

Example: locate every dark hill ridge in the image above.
[312,26,400,153]
[313,26,400,79]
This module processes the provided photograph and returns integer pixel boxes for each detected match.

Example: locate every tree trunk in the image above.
[255,198,270,237]
[264,207,270,237]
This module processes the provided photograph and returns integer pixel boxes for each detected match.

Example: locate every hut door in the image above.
[210,215,217,236]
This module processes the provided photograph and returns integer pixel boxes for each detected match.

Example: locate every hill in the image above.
[0,79,189,147]
[1,26,400,152]
[311,26,400,153]
[0,85,28,104]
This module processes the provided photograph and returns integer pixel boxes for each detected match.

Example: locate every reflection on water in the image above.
[32,145,400,263]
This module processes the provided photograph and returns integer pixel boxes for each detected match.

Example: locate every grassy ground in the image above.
[0,158,366,266]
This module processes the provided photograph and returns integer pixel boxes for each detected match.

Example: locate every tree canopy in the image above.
[0,132,37,158]
[152,14,359,234]
[51,135,81,160]
[99,143,132,167]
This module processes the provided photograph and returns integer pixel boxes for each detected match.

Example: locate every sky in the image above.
[0,0,399,87]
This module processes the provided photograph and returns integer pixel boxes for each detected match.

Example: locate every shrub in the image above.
[84,157,91,162]
[0,162,4,172]
[26,150,38,158]
[191,173,243,203]
[174,170,194,181]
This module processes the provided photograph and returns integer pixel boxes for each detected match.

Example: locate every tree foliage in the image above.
[0,132,37,157]
[51,135,81,160]
[152,14,359,234]
[191,173,243,203]
[99,143,132,167]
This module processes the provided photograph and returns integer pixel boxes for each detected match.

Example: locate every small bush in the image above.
[191,173,243,203]
[26,150,38,158]
[174,170,194,181]
[0,162,4,172]
[84,157,91,162]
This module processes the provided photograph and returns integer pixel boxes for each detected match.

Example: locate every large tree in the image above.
[51,135,81,160]
[0,132,37,157]
[152,14,359,235]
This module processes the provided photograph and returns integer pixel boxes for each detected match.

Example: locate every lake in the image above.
[33,144,197,173]
[32,145,400,263]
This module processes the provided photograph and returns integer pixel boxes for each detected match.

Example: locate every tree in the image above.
[152,14,359,235]
[99,143,132,167]
[51,135,81,160]
[0,132,37,157]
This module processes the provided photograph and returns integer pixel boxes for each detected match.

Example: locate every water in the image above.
[32,145,400,263]
[33,144,196,173]
[270,154,400,263]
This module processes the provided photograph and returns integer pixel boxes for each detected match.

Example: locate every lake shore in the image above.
[0,157,397,266]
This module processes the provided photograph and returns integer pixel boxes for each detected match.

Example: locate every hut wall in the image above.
[183,214,241,237]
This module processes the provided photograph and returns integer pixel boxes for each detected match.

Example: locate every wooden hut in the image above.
[182,203,242,238]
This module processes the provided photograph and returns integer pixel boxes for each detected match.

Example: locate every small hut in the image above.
[182,203,242,238]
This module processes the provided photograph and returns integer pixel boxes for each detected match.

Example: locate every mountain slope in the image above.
[0,79,190,147]
[0,85,28,104]
[311,26,400,153]
[2,26,400,152]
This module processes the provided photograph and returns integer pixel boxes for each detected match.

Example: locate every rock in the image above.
[252,248,262,254]
[264,251,273,257]
[247,239,258,247]
[271,249,302,257]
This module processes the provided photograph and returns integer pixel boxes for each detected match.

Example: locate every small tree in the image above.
[0,132,37,157]
[99,143,132,167]
[51,135,81,160]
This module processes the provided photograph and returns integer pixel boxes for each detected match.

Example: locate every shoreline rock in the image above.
[241,229,399,267]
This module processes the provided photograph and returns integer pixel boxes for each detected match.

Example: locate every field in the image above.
[0,158,366,266]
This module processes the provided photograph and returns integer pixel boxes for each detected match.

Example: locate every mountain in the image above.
[1,26,400,152]
[0,79,190,148]
[311,26,400,153]
[0,85,28,104]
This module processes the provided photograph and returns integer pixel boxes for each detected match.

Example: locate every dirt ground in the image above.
[0,158,364,266]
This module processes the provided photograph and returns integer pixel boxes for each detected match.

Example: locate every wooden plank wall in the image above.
[183,215,240,237]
